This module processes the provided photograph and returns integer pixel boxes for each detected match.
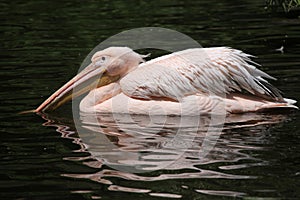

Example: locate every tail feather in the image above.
[226,93,298,113]
[284,98,297,105]
[260,98,298,110]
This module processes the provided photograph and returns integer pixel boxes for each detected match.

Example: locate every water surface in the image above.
[1,0,300,199]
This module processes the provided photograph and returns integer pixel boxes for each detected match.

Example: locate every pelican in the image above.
[35,47,297,115]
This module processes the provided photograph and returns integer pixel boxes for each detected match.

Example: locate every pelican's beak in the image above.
[35,63,120,112]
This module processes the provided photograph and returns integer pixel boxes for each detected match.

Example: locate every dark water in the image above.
[1,0,300,199]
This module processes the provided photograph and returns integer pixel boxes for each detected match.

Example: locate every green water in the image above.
[1,1,300,199]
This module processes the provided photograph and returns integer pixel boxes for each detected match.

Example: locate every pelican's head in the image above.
[35,47,146,112]
[91,47,145,76]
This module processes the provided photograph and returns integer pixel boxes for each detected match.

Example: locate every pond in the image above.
[1,0,300,199]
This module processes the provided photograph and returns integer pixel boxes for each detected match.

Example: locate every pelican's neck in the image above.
[117,60,142,79]
[79,83,121,113]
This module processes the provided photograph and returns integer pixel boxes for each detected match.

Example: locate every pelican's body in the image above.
[36,47,297,115]
[81,90,295,115]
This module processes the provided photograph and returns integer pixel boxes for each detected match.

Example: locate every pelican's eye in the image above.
[94,55,109,67]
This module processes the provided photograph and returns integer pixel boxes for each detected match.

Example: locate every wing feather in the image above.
[120,47,283,102]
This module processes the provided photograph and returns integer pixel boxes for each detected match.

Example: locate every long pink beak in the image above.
[35,64,119,113]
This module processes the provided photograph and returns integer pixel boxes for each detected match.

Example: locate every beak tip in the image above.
[18,109,37,115]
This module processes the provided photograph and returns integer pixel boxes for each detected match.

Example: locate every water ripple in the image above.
[39,111,294,199]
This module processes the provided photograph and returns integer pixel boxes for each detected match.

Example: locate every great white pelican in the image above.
[35,47,297,115]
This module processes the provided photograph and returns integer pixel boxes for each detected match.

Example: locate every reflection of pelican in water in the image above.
[35,47,297,115]
[39,111,293,197]
[41,112,290,173]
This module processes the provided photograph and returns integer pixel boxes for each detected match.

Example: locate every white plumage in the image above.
[120,47,281,101]
[36,47,297,115]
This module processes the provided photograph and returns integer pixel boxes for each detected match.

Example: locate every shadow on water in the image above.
[39,111,295,199]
